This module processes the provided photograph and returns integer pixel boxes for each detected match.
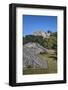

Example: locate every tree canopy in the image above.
[23,32,57,50]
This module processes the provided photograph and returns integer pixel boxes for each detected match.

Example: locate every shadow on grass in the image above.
[49,55,57,60]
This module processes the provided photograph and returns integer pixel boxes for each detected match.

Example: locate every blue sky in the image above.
[23,15,57,36]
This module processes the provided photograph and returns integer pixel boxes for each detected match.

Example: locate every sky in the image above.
[23,15,57,36]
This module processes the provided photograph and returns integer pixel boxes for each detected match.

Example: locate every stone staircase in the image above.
[23,46,48,69]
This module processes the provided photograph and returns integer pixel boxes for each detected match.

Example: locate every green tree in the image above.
[23,32,57,50]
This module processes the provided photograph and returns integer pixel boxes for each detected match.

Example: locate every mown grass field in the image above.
[23,49,57,75]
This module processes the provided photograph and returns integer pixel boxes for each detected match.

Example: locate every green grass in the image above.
[23,49,57,75]
[39,49,57,73]
[23,68,48,75]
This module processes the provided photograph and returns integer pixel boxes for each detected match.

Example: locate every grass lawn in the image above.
[23,68,48,75]
[23,49,57,75]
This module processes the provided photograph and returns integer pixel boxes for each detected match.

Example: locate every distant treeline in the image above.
[23,32,57,50]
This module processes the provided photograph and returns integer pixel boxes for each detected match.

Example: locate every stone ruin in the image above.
[23,42,48,69]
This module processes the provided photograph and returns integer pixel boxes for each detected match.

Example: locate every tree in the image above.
[23,32,57,50]
[47,30,52,33]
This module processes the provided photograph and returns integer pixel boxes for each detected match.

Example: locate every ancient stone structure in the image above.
[33,31,51,38]
[23,42,48,69]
